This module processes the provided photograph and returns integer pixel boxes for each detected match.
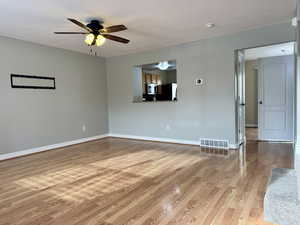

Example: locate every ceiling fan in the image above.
[54,18,130,46]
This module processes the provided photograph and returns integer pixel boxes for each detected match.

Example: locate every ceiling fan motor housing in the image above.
[87,20,103,33]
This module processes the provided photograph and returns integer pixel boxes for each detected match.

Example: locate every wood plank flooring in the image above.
[246,128,258,141]
[0,138,293,225]
[246,127,259,141]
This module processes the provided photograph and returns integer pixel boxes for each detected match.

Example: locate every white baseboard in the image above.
[246,124,258,128]
[230,143,240,149]
[0,134,109,161]
[259,139,293,142]
[295,143,300,154]
[0,133,239,161]
[108,133,239,149]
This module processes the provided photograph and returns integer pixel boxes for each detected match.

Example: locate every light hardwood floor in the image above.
[246,128,258,141]
[0,138,293,225]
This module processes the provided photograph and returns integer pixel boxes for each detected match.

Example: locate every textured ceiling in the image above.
[0,0,296,57]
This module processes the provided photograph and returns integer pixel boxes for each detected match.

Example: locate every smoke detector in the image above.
[206,23,216,28]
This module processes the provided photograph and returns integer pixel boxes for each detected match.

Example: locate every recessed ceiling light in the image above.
[206,23,215,28]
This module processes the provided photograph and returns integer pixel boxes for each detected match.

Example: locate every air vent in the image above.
[200,138,229,149]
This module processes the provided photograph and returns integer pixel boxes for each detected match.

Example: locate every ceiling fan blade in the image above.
[54,32,88,34]
[67,18,92,32]
[101,25,127,33]
[102,34,130,44]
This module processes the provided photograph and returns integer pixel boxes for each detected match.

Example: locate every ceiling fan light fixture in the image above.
[85,33,95,46]
[157,61,170,70]
[96,35,106,46]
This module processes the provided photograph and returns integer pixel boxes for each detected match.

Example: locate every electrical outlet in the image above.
[82,125,86,132]
[292,17,298,27]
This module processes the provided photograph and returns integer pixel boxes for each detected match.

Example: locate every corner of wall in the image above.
[103,57,111,134]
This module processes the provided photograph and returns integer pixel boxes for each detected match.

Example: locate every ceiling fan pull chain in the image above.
[92,45,97,57]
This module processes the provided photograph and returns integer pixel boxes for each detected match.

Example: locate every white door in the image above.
[258,55,294,141]
[237,50,246,144]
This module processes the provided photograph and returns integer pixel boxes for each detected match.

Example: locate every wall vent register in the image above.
[200,138,229,149]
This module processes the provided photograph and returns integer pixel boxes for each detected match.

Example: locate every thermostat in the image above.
[195,78,204,86]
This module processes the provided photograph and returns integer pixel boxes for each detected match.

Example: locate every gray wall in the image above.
[245,60,258,127]
[0,22,295,155]
[0,36,108,155]
[106,22,295,145]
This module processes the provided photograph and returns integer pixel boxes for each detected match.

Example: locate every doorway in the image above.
[235,42,296,143]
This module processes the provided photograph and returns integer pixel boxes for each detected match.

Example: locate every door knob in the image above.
[240,103,245,106]
[259,101,263,105]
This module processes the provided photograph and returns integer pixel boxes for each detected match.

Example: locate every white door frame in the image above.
[234,50,246,145]
[235,41,297,145]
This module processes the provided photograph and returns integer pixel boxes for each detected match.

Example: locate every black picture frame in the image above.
[10,74,56,89]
